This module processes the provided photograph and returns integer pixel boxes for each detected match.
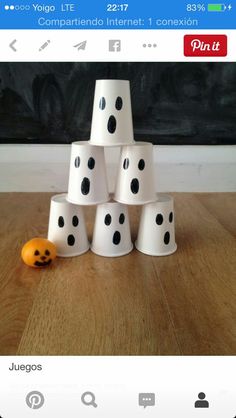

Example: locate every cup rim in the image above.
[138,194,173,205]
[91,244,133,258]
[71,140,92,146]
[66,196,110,206]
[121,141,153,148]
[156,193,174,203]
[114,196,157,205]
[51,193,68,203]
[96,200,127,209]
[89,139,135,147]
[56,246,90,257]
[135,242,177,256]
[95,79,130,84]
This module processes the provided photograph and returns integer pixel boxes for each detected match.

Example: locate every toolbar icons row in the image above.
[7,38,160,54]
[7,39,125,53]
[24,390,211,410]
[7,35,229,58]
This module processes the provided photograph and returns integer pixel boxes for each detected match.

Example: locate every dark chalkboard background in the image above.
[0,62,235,145]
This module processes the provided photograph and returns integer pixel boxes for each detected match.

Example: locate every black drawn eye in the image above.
[169,212,173,223]
[123,158,129,170]
[72,216,79,227]
[45,249,50,256]
[34,250,40,256]
[99,97,106,110]
[138,159,145,171]
[75,156,80,168]
[156,214,163,225]
[104,214,112,226]
[88,157,95,170]
[119,213,125,224]
[58,216,65,227]
[115,96,123,110]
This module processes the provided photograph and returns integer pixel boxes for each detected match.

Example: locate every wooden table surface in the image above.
[0,193,235,356]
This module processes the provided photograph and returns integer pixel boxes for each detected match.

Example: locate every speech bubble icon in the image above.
[139,393,155,408]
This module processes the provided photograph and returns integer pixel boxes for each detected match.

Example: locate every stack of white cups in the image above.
[47,79,177,258]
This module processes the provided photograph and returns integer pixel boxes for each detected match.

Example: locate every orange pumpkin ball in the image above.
[21,238,56,268]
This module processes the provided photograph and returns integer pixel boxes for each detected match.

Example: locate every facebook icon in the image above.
[109,40,121,52]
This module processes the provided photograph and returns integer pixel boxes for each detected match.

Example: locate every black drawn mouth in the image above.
[164,231,170,245]
[81,177,90,195]
[113,231,121,245]
[34,259,52,267]
[67,234,75,246]
[107,115,117,134]
[130,178,139,194]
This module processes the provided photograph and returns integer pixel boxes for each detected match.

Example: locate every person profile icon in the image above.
[195,392,209,408]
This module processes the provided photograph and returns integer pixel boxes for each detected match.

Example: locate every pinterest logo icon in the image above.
[26,391,45,409]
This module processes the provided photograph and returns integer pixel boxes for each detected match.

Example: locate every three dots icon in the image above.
[143,43,157,48]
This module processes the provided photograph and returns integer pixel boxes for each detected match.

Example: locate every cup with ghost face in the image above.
[91,201,133,257]
[48,193,89,257]
[114,142,156,205]
[67,141,109,205]
[135,194,177,256]
[90,79,135,147]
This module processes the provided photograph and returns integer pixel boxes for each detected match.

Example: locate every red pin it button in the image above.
[184,35,227,56]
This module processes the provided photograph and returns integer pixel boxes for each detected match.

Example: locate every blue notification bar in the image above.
[0,0,235,29]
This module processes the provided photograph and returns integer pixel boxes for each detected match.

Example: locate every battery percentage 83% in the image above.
[186,4,206,11]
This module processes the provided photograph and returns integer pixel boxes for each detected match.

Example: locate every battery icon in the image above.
[208,4,226,11]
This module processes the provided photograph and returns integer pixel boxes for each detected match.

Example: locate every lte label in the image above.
[61,3,76,12]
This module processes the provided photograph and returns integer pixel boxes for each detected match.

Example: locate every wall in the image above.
[1,144,235,192]
[0,62,236,145]
[1,62,235,192]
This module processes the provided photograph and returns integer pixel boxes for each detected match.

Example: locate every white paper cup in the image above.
[48,193,89,257]
[90,79,135,147]
[67,141,109,205]
[91,201,133,257]
[114,142,156,205]
[135,194,177,256]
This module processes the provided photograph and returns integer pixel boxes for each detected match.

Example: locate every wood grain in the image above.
[0,193,235,355]
[153,194,236,355]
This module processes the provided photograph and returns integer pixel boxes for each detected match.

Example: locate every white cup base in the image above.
[135,242,177,257]
[66,196,109,206]
[115,197,157,206]
[91,244,133,258]
[88,140,135,147]
[56,245,90,258]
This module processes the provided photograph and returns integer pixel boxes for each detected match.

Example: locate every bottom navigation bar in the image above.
[0,357,235,417]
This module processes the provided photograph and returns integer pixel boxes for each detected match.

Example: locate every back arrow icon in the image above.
[9,39,17,52]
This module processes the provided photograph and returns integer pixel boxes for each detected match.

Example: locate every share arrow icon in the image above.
[73,40,87,51]
[9,39,17,52]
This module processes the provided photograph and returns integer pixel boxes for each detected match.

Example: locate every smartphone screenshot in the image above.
[0,0,235,416]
